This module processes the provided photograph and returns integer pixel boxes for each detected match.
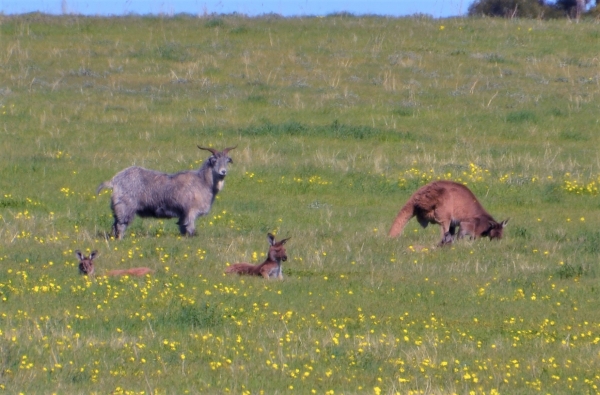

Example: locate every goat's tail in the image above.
[106,267,154,277]
[96,181,113,195]
[225,263,257,275]
[388,200,415,238]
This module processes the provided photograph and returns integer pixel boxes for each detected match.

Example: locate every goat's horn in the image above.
[223,145,237,154]
[197,146,218,155]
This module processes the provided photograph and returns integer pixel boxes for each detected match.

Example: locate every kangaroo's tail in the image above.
[96,181,113,195]
[106,267,154,277]
[225,263,257,276]
[388,199,415,238]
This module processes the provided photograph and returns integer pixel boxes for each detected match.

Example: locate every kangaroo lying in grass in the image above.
[388,180,508,246]
[105,267,155,277]
[225,233,291,279]
[76,250,154,277]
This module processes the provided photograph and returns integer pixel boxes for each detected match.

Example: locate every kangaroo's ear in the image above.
[90,250,98,260]
[501,218,509,228]
[267,233,276,246]
[75,250,84,260]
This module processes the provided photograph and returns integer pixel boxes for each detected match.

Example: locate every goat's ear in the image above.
[267,233,276,246]
[208,156,217,166]
[501,218,509,228]
[90,250,98,260]
[75,250,84,260]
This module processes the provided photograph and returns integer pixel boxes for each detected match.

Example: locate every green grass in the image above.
[1,13,600,394]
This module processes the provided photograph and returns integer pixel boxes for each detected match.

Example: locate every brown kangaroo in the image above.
[388,180,508,245]
[105,267,155,277]
[76,250,97,276]
[225,233,291,279]
[75,250,153,277]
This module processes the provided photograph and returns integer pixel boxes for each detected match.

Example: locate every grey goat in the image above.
[97,146,235,239]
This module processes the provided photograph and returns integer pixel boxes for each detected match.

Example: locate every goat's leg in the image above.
[111,205,133,240]
[178,212,197,236]
[111,219,119,238]
[113,221,129,240]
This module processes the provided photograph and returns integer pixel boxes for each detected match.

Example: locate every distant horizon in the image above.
[0,1,471,19]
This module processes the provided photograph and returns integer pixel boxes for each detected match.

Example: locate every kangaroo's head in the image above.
[76,250,98,276]
[267,233,291,263]
[198,145,236,180]
[482,219,509,240]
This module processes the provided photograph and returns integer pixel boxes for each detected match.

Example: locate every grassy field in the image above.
[1,13,600,394]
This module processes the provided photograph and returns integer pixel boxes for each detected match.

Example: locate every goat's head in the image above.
[76,250,98,276]
[198,145,236,179]
[483,218,509,240]
[267,233,291,263]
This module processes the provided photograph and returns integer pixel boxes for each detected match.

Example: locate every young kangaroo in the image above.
[75,250,153,277]
[76,250,97,276]
[225,233,291,279]
[106,268,155,277]
[388,180,508,246]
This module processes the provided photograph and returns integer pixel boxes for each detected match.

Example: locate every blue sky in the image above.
[0,1,472,18]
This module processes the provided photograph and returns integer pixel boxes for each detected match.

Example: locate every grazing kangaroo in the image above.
[388,180,508,246]
[225,233,291,279]
[75,250,153,277]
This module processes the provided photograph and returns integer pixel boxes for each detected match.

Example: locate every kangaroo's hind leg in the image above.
[446,219,461,241]
[433,210,456,247]
[458,221,476,240]
[437,218,455,247]
[439,232,454,246]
